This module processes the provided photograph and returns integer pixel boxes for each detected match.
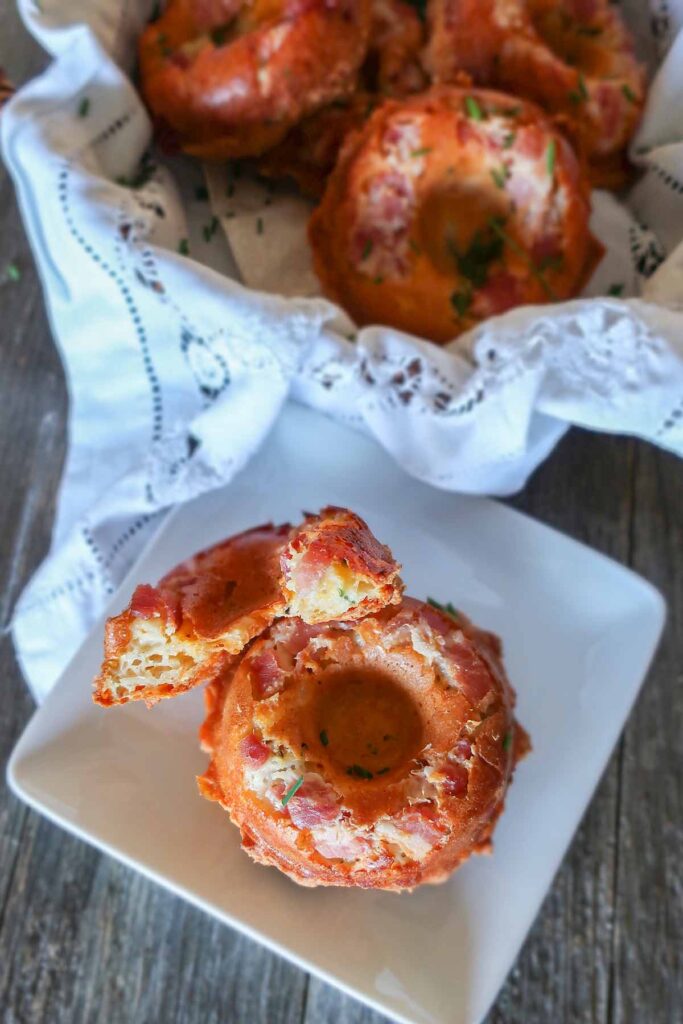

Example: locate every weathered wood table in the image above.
[0,7,680,1022]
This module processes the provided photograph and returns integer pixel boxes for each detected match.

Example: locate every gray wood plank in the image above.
[611,445,682,1024]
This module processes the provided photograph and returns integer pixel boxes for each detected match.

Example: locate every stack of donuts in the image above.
[94,507,529,890]
[139,0,645,342]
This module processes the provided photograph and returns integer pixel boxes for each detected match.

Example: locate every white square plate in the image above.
[8,404,665,1024]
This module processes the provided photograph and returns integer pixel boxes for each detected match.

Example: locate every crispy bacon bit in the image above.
[398,803,446,845]
[478,271,522,314]
[441,762,469,797]
[286,777,340,829]
[445,637,493,703]
[240,734,271,767]
[250,649,285,698]
[452,738,473,761]
[130,584,177,623]
[314,832,369,861]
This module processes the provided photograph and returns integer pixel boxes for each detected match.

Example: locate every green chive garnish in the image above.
[347,764,374,780]
[450,290,471,318]
[608,283,624,297]
[465,96,484,121]
[362,239,373,260]
[490,166,508,190]
[178,238,190,256]
[195,185,209,201]
[78,97,90,118]
[281,776,304,807]
[6,263,21,281]
[546,138,557,177]
[622,84,637,104]
[502,731,513,751]
[377,767,390,775]
[502,132,516,149]
[410,147,432,158]
[210,25,229,46]
[320,730,329,747]
[256,216,264,235]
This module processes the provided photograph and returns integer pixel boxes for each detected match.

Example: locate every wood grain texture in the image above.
[0,6,681,1023]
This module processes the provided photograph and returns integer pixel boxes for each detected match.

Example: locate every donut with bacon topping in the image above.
[138,0,372,159]
[256,0,426,197]
[198,597,529,890]
[93,507,402,707]
[425,0,646,187]
[308,86,602,343]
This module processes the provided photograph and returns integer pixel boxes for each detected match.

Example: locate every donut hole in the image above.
[417,182,507,278]
[313,668,423,778]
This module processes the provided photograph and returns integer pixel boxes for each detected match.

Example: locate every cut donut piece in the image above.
[198,597,529,890]
[93,508,403,707]
[138,0,372,159]
[425,0,646,187]
[309,86,603,343]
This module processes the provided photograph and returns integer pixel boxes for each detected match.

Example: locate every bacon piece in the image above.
[314,831,370,861]
[398,803,446,845]
[441,763,469,798]
[286,777,341,829]
[249,649,285,699]
[240,734,271,767]
[445,636,494,704]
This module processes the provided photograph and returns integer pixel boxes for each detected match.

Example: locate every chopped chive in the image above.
[372,275,384,285]
[569,73,589,105]
[78,97,90,118]
[320,730,329,747]
[607,283,624,296]
[362,239,373,260]
[410,147,432,157]
[445,602,459,619]
[450,289,471,317]
[194,185,209,201]
[376,767,390,775]
[427,596,444,611]
[210,25,229,46]
[281,775,304,807]
[338,587,352,603]
[490,165,509,189]
[502,731,513,751]
[465,96,484,121]
[577,24,602,37]
[622,84,637,104]
[502,131,516,149]
[178,238,190,256]
[256,216,264,235]
[546,138,557,177]
[5,263,20,282]
[202,216,218,242]
[488,216,558,300]
[347,764,374,780]
[226,180,235,198]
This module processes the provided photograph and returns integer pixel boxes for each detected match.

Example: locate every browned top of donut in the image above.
[309,86,602,343]
[138,0,372,159]
[198,597,529,890]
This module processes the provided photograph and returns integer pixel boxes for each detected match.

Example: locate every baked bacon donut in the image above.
[198,598,529,890]
[309,86,602,343]
[138,0,372,159]
[256,0,426,197]
[93,507,402,707]
[426,0,646,187]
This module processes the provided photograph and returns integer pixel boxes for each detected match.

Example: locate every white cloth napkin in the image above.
[4,0,683,702]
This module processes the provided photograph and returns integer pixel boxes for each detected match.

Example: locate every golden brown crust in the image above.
[198,597,528,890]
[255,0,426,197]
[93,508,403,707]
[425,0,646,188]
[138,0,372,160]
[309,86,601,343]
